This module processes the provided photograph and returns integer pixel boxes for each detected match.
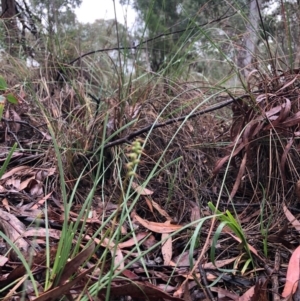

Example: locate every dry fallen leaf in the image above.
[6,178,21,190]
[203,257,237,269]
[35,168,56,181]
[118,232,148,249]
[171,250,193,267]
[88,235,124,273]
[282,245,300,298]
[19,176,35,191]
[24,228,62,240]
[98,281,184,301]
[131,182,153,195]
[151,199,172,220]
[239,286,255,301]
[224,229,263,261]
[283,203,300,232]
[33,267,94,301]
[189,201,201,225]
[27,179,43,196]
[0,255,8,266]
[58,243,95,286]
[121,269,139,279]
[131,211,183,233]
[0,209,32,260]
[145,197,153,212]
[5,109,21,133]
[1,166,29,180]
[239,279,268,301]
[296,180,300,201]
[142,234,157,248]
[2,198,10,212]
[157,284,176,293]
[162,233,172,265]
[34,192,53,208]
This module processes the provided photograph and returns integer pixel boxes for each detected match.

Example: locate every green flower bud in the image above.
[128,153,138,160]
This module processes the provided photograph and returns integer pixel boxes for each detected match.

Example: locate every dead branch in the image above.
[103,94,248,149]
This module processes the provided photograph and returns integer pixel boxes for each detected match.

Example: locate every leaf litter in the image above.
[1,70,300,301]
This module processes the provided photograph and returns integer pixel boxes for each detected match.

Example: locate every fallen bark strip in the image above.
[103,94,248,149]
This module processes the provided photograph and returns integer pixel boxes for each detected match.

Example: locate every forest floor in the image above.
[0,65,300,301]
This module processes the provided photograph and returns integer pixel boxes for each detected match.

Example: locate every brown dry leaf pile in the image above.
[1,70,300,301]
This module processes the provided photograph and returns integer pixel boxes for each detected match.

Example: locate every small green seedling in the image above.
[208,202,254,271]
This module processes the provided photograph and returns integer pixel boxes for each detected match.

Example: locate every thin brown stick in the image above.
[103,95,247,149]
[1,117,47,137]
[4,120,23,150]
[272,249,281,301]
[198,261,216,301]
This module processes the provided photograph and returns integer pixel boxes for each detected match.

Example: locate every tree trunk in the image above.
[237,0,262,78]
[1,0,19,55]
[293,2,300,67]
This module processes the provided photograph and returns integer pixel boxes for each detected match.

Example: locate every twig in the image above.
[4,120,24,150]
[271,250,280,301]
[198,261,216,301]
[103,95,244,149]
[1,118,47,138]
